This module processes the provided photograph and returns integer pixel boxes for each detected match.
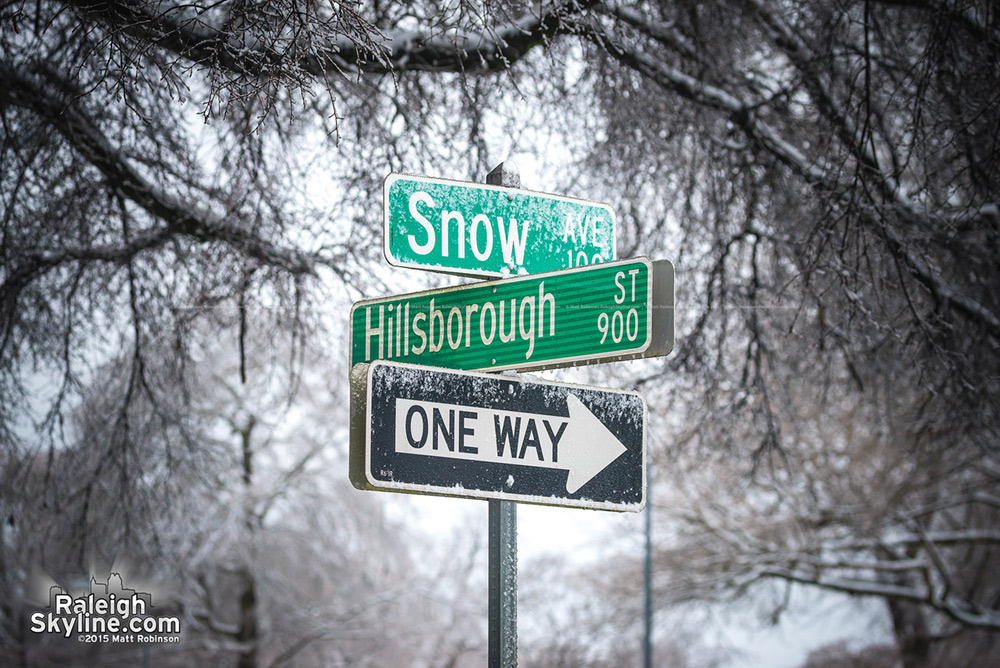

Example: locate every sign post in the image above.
[485,164,519,668]
[350,164,673,667]
[489,495,517,667]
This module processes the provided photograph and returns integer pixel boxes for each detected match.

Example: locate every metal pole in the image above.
[643,483,653,668]
[489,499,518,667]
[486,162,519,668]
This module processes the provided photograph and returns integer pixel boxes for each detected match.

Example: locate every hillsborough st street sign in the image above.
[350,361,646,511]
[383,173,617,277]
[349,257,674,373]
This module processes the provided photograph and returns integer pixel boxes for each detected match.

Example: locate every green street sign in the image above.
[383,173,617,277]
[349,258,673,373]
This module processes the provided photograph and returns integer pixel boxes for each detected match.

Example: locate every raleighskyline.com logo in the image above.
[30,573,180,644]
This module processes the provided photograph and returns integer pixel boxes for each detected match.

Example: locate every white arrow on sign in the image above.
[394,394,626,494]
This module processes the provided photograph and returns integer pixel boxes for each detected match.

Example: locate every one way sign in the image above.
[350,361,646,512]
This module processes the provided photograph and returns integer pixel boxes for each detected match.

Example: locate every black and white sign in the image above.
[350,361,646,512]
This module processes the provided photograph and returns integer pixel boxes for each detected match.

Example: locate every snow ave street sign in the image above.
[349,257,674,373]
[350,361,646,511]
[383,173,616,277]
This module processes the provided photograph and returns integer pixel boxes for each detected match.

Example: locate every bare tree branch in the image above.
[57,0,598,78]
[0,63,317,277]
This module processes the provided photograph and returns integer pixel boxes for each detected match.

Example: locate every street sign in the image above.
[349,257,673,373]
[350,361,646,511]
[383,173,616,277]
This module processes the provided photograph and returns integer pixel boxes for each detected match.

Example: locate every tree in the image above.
[619,368,1000,667]
[568,4,1000,663]
[4,0,996,453]
[798,642,899,668]
[0,317,488,666]
[517,551,719,668]
[2,0,999,662]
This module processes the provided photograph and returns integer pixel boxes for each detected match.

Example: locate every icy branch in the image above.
[0,63,317,277]
[58,0,597,77]
[585,10,1000,342]
[759,566,1000,630]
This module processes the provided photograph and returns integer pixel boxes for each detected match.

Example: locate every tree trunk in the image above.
[237,418,258,668]
[887,598,932,668]
[236,567,258,668]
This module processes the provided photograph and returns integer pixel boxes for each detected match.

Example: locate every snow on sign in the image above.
[349,361,646,512]
[383,173,616,277]
[349,257,674,373]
